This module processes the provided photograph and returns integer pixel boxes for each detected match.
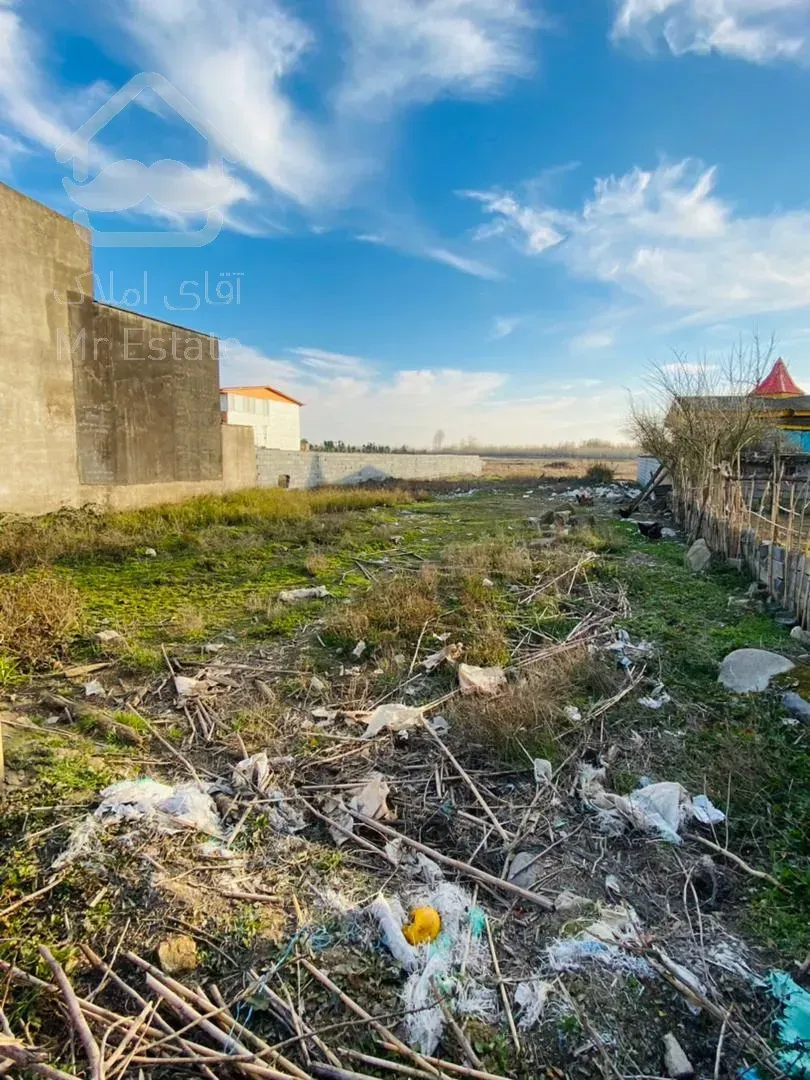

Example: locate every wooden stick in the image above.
[244,971,343,1070]
[299,960,445,1080]
[420,720,510,843]
[374,1045,511,1080]
[0,1041,81,1080]
[430,981,482,1070]
[39,946,102,1080]
[685,833,786,891]
[483,919,519,1055]
[301,799,398,866]
[206,982,311,1080]
[0,873,66,921]
[346,809,554,911]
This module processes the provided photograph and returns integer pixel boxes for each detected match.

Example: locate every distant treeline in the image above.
[306,438,637,459]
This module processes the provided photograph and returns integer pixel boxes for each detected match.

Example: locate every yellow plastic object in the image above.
[402,906,442,945]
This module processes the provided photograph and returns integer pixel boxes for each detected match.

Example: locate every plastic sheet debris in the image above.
[458,663,507,697]
[349,772,392,821]
[323,795,355,847]
[263,789,306,835]
[638,683,672,709]
[84,680,105,697]
[371,895,417,971]
[279,585,330,603]
[361,703,423,739]
[533,758,553,785]
[563,705,582,723]
[515,979,552,1030]
[52,815,100,869]
[422,642,464,673]
[547,937,653,978]
[578,767,725,844]
[554,890,592,915]
[174,675,203,698]
[384,838,444,883]
[95,778,222,836]
[233,752,273,793]
[428,715,450,736]
[662,1032,694,1078]
[351,640,367,660]
[403,906,442,945]
[95,629,123,645]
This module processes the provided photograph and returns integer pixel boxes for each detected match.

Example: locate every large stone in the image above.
[791,625,810,646]
[684,539,711,573]
[718,648,795,693]
[782,691,810,723]
[663,1033,694,1078]
[157,935,198,975]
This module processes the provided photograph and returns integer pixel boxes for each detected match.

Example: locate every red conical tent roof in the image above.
[751,358,803,397]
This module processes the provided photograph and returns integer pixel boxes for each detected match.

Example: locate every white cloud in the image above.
[424,246,504,279]
[287,346,376,377]
[338,0,537,115]
[464,188,566,252]
[491,315,522,339]
[0,131,27,173]
[467,159,810,321]
[220,339,629,445]
[570,330,615,350]
[613,0,810,63]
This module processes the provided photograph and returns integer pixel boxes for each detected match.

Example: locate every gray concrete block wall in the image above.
[257,450,482,489]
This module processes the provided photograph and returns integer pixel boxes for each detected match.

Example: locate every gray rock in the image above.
[782,691,810,723]
[791,625,810,645]
[94,629,123,644]
[684,539,711,573]
[661,527,678,539]
[718,648,795,693]
[507,851,543,888]
[663,1033,694,1078]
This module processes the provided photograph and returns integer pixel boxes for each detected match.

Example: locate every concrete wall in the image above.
[222,424,257,490]
[222,394,300,450]
[0,183,91,514]
[257,449,482,489]
[76,303,221,485]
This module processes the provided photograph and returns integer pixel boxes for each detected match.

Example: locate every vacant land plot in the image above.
[483,456,638,481]
[0,479,807,1080]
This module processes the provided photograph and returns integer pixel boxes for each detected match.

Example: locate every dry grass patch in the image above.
[442,537,534,583]
[449,646,621,761]
[304,552,332,577]
[326,566,441,647]
[0,570,83,667]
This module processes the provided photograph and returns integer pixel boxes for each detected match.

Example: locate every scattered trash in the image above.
[604,873,621,897]
[663,1032,694,1078]
[233,752,273,793]
[554,890,592,916]
[51,815,100,869]
[384,838,444,883]
[533,758,553,785]
[263,790,306,835]
[515,979,552,1030]
[578,767,725,843]
[94,629,122,645]
[547,902,653,978]
[482,577,494,587]
[157,935,199,975]
[402,906,442,945]
[458,663,507,697]
[278,586,330,603]
[371,895,417,970]
[174,674,203,698]
[361,703,423,739]
[563,705,582,723]
[757,971,810,1078]
[552,485,641,503]
[718,648,795,693]
[143,547,157,558]
[351,640,367,660]
[309,675,328,695]
[428,715,450,736]
[684,538,711,573]
[95,778,222,837]
[507,851,544,888]
[83,680,105,697]
[422,642,464,672]
[661,527,678,539]
[349,772,393,821]
[638,683,672,709]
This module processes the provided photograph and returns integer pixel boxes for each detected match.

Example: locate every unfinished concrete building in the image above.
[0,183,254,515]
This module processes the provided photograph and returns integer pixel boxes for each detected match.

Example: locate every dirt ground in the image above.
[482,457,638,481]
[0,478,807,1080]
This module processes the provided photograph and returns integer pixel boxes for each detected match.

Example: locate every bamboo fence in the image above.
[673,457,810,628]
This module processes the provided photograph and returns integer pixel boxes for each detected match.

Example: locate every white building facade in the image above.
[220,386,302,451]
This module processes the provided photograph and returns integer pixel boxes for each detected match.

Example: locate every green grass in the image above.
[612,520,810,956]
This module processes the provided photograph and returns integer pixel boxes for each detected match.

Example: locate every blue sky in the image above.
[3,0,810,446]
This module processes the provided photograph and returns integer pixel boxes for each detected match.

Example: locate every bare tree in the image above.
[629,336,779,537]
[432,429,445,453]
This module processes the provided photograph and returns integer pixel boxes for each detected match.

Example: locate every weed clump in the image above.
[0,570,83,667]
[583,462,615,485]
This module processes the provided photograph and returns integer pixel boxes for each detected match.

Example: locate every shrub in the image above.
[0,570,83,667]
[583,462,615,485]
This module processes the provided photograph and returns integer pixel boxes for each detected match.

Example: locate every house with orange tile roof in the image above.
[220,385,303,451]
